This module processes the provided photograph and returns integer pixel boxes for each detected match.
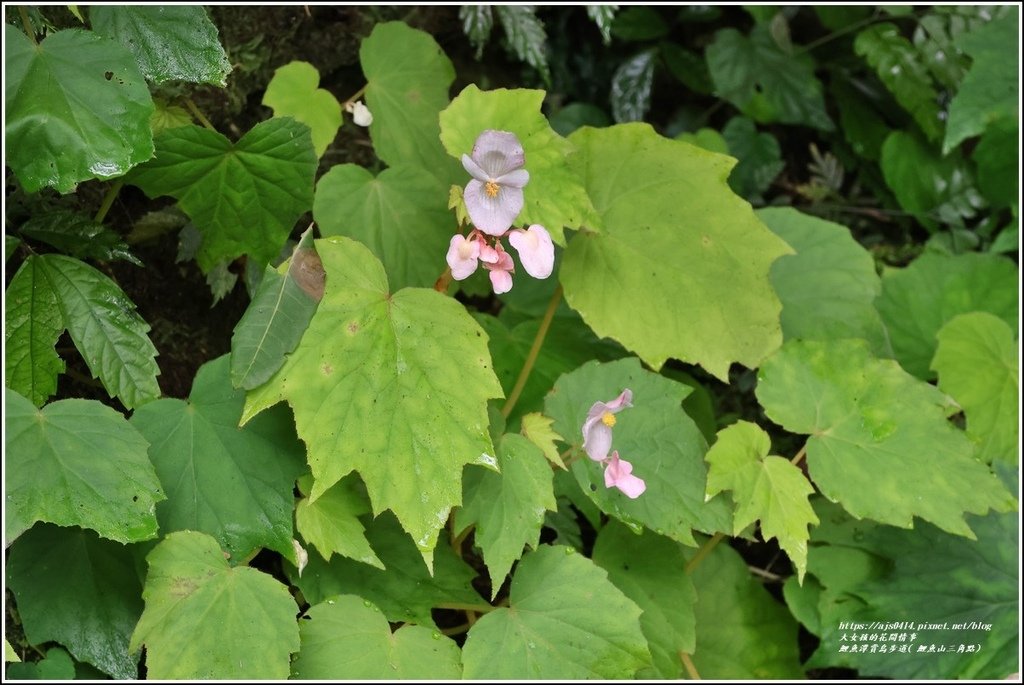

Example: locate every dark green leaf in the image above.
[5,647,75,680]
[611,6,669,41]
[974,117,1018,208]
[20,210,141,265]
[721,116,784,200]
[586,5,617,44]
[5,235,20,262]
[459,5,493,59]
[5,257,65,407]
[496,6,550,84]
[610,50,656,123]
[548,103,611,137]
[814,6,872,31]
[660,42,713,94]
[831,78,890,161]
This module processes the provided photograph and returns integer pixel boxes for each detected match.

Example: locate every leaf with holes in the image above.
[5,257,65,407]
[127,119,316,271]
[4,25,154,193]
[5,390,164,545]
[242,237,503,569]
[263,61,342,157]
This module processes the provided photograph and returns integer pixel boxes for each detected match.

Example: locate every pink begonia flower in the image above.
[603,451,647,499]
[508,224,554,279]
[446,233,482,280]
[462,130,530,236]
[581,389,633,461]
[482,243,515,294]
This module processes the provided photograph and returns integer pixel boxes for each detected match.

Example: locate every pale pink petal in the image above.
[479,243,499,264]
[472,130,525,178]
[508,224,554,279]
[495,168,529,189]
[461,154,490,183]
[604,452,646,499]
[489,268,513,294]
[605,389,633,412]
[446,234,480,280]
[464,182,523,236]
[582,420,613,461]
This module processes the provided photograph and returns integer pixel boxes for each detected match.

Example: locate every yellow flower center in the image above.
[601,411,616,428]
[485,180,500,198]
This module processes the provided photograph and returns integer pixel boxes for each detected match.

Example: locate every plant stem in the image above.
[434,266,453,293]
[684,532,724,575]
[440,622,470,636]
[680,651,701,679]
[790,444,807,466]
[18,7,37,45]
[501,284,562,418]
[342,84,368,109]
[795,11,916,56]
[94,180,124,224]
[185,98,217,131]
[434,602,496,614]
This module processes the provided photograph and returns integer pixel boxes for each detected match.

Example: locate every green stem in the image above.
[795,11,917,56]
[684,533,724,575]
[434,602,496,614]
[501,284,562,418]
[791,444,807,466]
[185,98,217,131]
[94,180,124,224]
[342,84,368,109]
[680,651,701,680]
[18,7,37,45]
[440,622,470,636]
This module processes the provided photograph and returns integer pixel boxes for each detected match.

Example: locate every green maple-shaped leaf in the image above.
[89,6,231,86]
[705,420,819,582]
[243,237,503,569]
[561,123,791,380]
[875,252,1018,380]
[519,412,566,470]
[313,163,452,290]
[455,433,557,594]
[360,21,462,184]
[130,355,306,562]
[7,524,143,679]
[289,512,483,628]
[127,119,316,271]
[756,339,1016,537]
[263,61,342,157]
[688,540,804,678]
[439,85,600,245]
[295,474,383,569]
[544,358,732,546]
[291,595,462,679]
[129,531,300,679]
[932,312,1019,464]
[5,257,65,407]
[5,25,154,193]
[759,207,891,357]
[462,545,651,678]
[592,522,696,679]
[5,390,164,545]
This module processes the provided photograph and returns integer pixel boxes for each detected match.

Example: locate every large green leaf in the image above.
[7,524,143,679]
[544,358,732,545]
[289,512,483,629]
[243,237,503,568]
[36,254,160,409]
[932,312,1019,464]
[874,252,1018,380]
[462,545,651,678]
[89,6,230,86]
[292,596,462,679]
[127,119,316,271]
[262,61,341,157]
[5,257,65,407]
[313,163,452,290]
[129,531,300,679]
[561,123,791,380]
[439,85,599,245]
[455,433,556,594]
[704,420,818,582]
[230,228,323,390]
[705,25,833,130]
[360,21,461,184]
[944,12,1019,152]
[592,522,696,679]
[19,209,141,265]
[759,207,891,357]
[295,474,383,569]
[130,355,306,562]
[5,390,164,545]
[687,540,803,678]
[756,339,1016,537]
[4,25,154,193]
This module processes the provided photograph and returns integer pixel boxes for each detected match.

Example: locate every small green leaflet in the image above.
[5,390,164,545]
[150,97,193,134]
[704,420,818,582]
[292,596,462,679]
[295,474,383,569]
[462,545,651,678]
[5,257,65,407]
[263,61,342,157]
[519,412,566,469]
[130,531,300,679]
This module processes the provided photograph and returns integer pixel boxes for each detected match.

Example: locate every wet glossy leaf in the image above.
[263,61,342,157]
[19,210,141,265]
[5,257,65,407]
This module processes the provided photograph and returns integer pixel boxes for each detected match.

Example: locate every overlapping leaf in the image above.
[932,313,1018,464]
[462,545,651,678]
[7,524,143,679]
[5,25,154,193]
[295,474,382,569]
[243,237,503,568]
[561,123,791,380]
[5,647,75,680]
[128,119,316,271]
[292,596,462,679]
[313,163,452,290]
[545,358,732,545]
[721,117,784,201]
[455,433,556,593]
[5,391,164,544]
[5,257,65,407]
[89,6,230,86]
[875,252,1018,379]
[263,61,342,157]
[519,412,565,469]
[439,85,599,245]
[756,339,1016,536]
[130,355,306,562]
[19,210,141,265]
[130,531,300,679]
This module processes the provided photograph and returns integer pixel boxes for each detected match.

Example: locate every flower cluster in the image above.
[581,389,646,498]
[446,130,554,294]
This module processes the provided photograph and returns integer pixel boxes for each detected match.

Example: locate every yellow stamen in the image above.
[601,411,616,427]
[485,180,500,198]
